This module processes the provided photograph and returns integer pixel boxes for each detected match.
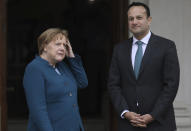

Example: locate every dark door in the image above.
[4,0,129,131]
[0,0,7,130]
[6,0,112,120]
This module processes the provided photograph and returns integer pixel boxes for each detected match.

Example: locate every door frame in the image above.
[109,0,129,130]
[0,0,129,130]
[0,0,7,130]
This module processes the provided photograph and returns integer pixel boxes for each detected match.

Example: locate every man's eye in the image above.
[137,17,142,20]
[128,18,134,21]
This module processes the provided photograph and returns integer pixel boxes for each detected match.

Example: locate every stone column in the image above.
[149,0,191,130]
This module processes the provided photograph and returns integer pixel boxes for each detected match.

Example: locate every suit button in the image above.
[69,93,72,96]
[73,104,76,107]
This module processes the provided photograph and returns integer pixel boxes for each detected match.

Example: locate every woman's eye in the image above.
[64,44,68,49]
[55,43,61,46]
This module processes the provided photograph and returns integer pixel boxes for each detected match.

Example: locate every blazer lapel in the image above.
[125,38,137,79]
[138,33,157,78]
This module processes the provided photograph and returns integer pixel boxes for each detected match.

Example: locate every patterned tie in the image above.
[134,41,143,79]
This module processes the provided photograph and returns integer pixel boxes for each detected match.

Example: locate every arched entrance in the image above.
[0,0,129,130]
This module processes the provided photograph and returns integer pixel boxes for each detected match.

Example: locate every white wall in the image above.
[150,0,191,107]
[149,0,191,130]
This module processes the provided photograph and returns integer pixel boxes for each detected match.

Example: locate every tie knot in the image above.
[136,41,143,46]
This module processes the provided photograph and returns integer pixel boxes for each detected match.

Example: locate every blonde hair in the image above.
[37,28,68,55]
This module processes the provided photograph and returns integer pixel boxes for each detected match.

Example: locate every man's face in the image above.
[128,6,152,39]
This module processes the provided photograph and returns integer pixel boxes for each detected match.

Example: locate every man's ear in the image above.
[148,16,152,25]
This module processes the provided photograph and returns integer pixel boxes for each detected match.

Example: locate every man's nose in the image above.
[132,19,138,24]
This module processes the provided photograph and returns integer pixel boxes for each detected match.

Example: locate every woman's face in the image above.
[43,34,67,65]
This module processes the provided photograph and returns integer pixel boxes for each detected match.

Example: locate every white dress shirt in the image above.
[120,31,151,118]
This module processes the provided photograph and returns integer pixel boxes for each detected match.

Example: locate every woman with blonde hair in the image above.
[23,28,88,131]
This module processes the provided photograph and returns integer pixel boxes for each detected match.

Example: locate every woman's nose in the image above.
[60,44,66,50]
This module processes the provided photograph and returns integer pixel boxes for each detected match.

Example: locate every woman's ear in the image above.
[43,46,47,52]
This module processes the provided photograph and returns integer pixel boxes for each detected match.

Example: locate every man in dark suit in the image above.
[108,2,180,131]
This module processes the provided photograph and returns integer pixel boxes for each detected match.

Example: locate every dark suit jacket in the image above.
[108,33,180,131]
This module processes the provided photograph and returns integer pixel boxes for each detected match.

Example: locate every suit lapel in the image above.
[138,33,157,78]
[125,38,137,79]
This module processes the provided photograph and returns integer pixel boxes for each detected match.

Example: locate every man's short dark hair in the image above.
[127,2,150,17]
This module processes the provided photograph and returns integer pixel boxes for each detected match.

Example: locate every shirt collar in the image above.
[133,31,151,45]
[36,55,59,68]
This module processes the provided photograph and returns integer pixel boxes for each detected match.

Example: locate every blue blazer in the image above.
[23,55,88,131]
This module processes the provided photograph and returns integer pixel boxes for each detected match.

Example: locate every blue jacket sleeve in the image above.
[23,64,54,131]
[67,55,88,88]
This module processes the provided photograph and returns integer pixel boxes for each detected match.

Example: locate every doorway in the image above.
[1,0,130,130]
[7,0,112,130]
